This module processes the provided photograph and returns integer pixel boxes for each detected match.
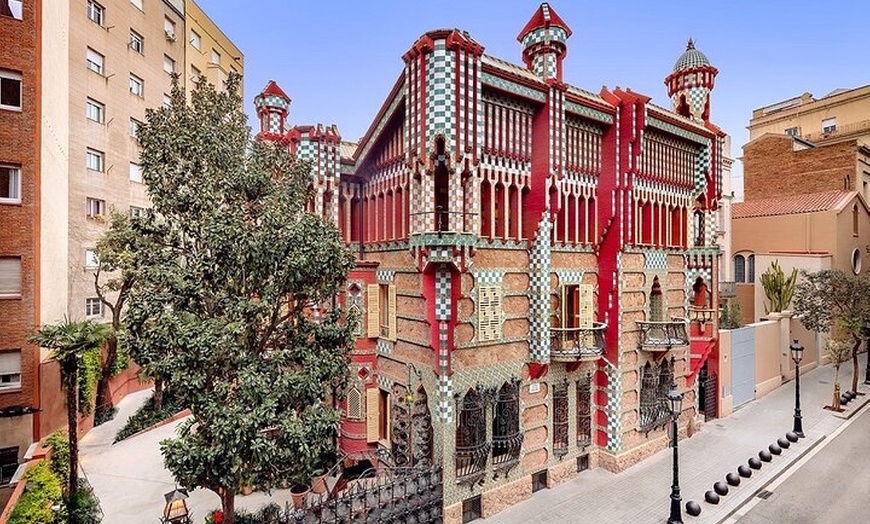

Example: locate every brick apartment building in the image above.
[256,4,728,521]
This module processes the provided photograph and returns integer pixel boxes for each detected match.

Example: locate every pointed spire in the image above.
[517,2,572,42]
[686,38,695,50]
[260,80,291,103]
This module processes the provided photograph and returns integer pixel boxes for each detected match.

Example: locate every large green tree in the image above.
[29,319,109,507]
[793,269,870,394]
[122,75,354,523]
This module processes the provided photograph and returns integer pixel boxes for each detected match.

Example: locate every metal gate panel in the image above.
[731,327,756,408]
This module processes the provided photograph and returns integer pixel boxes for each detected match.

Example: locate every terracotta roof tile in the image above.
[733,190,855,219]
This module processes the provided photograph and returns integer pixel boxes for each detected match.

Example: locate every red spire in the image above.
[517,3,572,42]
[261,80,290,102]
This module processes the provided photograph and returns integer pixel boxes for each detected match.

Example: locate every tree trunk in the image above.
[851,337,861,393]
[66,356,80,504]
[220,487,236,524]
[153,378,164,410]
[95,332,118,419]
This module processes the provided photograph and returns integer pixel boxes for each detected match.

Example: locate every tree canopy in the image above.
[121,75,355,522]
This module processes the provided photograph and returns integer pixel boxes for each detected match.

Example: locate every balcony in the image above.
[408,209,477,249]
[688,306,716,325]
[719,281,736,298]
[550,323,607,362]
[636,318,689,351]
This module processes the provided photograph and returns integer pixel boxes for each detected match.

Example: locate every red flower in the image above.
[214,511,224,523]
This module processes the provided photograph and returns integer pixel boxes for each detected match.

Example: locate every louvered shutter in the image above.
[367,284,380,338]
[388,284,397,341]
[366,388,379,442]
[579,284,594,328]
[0,258,21,296]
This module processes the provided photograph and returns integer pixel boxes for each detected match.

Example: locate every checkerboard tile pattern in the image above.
[377,339,393,356]
[604,362,623,452]
[528,216,552,362]
[694,142,712,191]
[425,40,455,146]
[644,250,669,270]
[435,266,452,321]
[377,374,393,392]
[556,269,584,286]
[377,270,396,283]
[436,374,454,422]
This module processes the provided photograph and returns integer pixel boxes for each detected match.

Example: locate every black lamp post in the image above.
[666,360,684,524]
[863,322,870,385]
[789,340,805,438]
[161,488,191,524]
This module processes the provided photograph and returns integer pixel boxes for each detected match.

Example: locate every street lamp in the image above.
[161,488,191,524]
[789,340,805,438]
[666,357,684,524]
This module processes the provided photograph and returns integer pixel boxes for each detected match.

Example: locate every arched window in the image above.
[853,203,859,237]
[734,254,745,283]
[492,381,522,473]
[639,359,673,432]
[346,386,363,420]
[650,276,663,321]
[693,210,705,247]
[456,389,488,483]
[747,254,756,283]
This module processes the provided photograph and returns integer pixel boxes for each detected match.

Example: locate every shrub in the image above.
[8,462,63,524]
[43,431,70,489]
[114,389,183,443]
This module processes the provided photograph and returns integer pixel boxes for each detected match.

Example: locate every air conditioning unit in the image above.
[164,30,176,42]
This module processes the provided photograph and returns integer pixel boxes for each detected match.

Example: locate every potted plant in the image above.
[289,481,310,509]
[310,449,338,495]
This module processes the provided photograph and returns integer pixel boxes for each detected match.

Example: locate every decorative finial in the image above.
[687,38,695,50]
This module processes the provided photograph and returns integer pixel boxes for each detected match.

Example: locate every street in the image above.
[736,402,870,524]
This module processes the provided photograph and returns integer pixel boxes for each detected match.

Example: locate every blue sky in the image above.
[198,0,867,199]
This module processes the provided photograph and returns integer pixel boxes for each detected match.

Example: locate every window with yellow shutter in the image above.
[477,285,503,342]
[367,284,380,338]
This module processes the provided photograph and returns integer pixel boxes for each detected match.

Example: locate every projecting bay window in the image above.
[491,381,522,474]
[639,359,673,433]
[551,284,604,361]
[455,388,488,484]
[367,283,396,340]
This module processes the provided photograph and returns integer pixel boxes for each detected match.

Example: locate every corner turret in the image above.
[664,39,718,122]
[518,3,572,82]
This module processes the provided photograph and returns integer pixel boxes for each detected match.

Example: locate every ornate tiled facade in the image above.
[257,4,725,521]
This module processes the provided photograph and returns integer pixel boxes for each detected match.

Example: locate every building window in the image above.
[164,16,176,41]
[852,248,862,275]
[163,94,172,108]
[129,118,141,138]
[86,297,103,318]
[87,0,104,25]
[163,55,175,75]
[129,206,144,219]
[747,254,756,283]
[211,49,221,65]
[86,98,104,123]
[462,496,482,524]
[0,70,22,110]
[576,375,592,448]
[649,276,663,321]
[477,284,503,342]
[365,387,391,444]
[492,381,522,471]
[86,197,106,218]
[346,386,363,420]
[784,126,799,137]
[190,29,201,50]
[0,257,22,297]
[129,30,143,53]
[0,446,19,485]
[531,470,549,493]
[553,380,569,458]
[734,254,746,283]
[822,117,837,134]
[456,388,488,483]
[0,351,22,391]
[85,249,99,269]
[129,74,144,96]
[639,359,673,432]
[0,165,21,204]
[86,48,104,75]
[367,283,396,341]
[86,148,104,172]
[190,65,201,83]
[129,162,142,183]
[853,204,859,237]
[130,0,143,11]
[2,1,23,20]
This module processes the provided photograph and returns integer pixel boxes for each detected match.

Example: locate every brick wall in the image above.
[743,135,858,200]
[0,0,41,458]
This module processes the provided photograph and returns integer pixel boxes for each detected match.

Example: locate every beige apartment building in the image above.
[185,0,243,95]
[749,85,870,146]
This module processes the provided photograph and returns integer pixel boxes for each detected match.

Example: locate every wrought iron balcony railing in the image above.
[636,318,689,351]
[550,323,607,362]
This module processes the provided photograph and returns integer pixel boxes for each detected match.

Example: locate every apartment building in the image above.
[0,0,40,488]
[185,0,243,95]
[1,0,242,493]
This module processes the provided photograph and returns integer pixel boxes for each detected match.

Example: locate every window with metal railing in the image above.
[553,381,569,457]
[639,359,673,432]
[576,375,592,448]
[455,389,489,484]
[491,381,522,473]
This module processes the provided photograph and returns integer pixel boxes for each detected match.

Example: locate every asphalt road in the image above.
[737,404,870,524]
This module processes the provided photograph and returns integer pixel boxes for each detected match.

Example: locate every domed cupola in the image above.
[664,39,718,122]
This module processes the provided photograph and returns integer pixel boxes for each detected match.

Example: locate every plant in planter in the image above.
[761,260,798,314]
[310,449,338,495]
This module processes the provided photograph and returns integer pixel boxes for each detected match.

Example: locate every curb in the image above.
[114,408,191,443]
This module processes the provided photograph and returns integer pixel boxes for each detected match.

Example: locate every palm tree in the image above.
[29,319,109,499]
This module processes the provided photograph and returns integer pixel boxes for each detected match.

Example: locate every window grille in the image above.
[455,389,489,484]
[492,381,522,472]
[639,359,674,432]
[576,375,592,448]
[553,380,569,458]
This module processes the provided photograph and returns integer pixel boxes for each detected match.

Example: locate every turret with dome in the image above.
[665,39,719,122]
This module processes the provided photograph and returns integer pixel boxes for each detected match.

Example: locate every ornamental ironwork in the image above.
[412,387,434,466]
[636,319,689,350]
[553,380,569,458]
[550,323,607,361]
[491,380,522,477]
[639,359,674,433]
[576,375,592,448]
[455,389,490,486]
[391,385,411,468]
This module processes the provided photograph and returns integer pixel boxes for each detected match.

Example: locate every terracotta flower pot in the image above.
[311,474,328,494]
[290,483,310,509]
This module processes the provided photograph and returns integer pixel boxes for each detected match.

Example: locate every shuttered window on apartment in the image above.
[0,257,22,297]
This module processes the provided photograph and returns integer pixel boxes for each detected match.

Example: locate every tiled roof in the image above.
[673,39,710,72]
[732,190,855,219]
[481,54,608,104]
[340,141,358,160]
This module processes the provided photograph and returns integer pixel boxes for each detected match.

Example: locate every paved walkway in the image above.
[484,355,870,524]
[79,389,299,524]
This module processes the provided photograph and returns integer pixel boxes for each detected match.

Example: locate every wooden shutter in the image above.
[384,393,392,446]
[0,258,21,296]
[388,284,397,341]
[366,387,379,442]
[367,284,380,338]
[579,284,594,328]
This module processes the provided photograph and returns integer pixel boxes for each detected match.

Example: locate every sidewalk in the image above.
[484,355,870,524]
